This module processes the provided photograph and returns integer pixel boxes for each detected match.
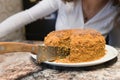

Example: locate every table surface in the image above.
[0,41,120,80]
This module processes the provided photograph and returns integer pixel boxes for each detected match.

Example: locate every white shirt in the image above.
[0,0,119,46]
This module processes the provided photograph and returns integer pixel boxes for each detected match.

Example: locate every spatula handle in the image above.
[0,42,38,54]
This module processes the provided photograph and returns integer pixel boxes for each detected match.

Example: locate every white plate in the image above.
[30,45,119,67]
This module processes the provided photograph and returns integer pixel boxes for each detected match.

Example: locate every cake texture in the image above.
[44,29,106,63]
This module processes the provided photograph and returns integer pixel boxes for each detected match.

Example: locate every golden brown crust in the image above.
[44,29,106,63]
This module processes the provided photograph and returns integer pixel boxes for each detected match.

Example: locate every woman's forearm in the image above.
[0,11,34,38]
[0,0,58,38]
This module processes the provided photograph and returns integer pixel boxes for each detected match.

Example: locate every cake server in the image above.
[0,42,70,63]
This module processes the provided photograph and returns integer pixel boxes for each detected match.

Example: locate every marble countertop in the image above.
[0,41,120,80]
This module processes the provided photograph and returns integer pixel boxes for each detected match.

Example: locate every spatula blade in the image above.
[37,44,70,63]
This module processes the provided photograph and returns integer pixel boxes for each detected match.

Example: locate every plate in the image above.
[30,45,118,67]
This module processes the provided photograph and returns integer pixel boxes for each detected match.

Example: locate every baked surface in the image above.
[44,29,106,63]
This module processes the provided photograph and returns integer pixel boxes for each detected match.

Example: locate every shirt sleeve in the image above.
[0,0,58,38]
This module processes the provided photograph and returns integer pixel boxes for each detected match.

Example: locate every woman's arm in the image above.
[0,0,58,38]
[109,12,120,47]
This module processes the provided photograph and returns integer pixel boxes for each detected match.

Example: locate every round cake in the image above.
[44,29,106,63]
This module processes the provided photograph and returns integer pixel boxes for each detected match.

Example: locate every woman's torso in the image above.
[55,0,118,37]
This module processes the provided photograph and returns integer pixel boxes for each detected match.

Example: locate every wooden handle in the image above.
[0,42,39,54]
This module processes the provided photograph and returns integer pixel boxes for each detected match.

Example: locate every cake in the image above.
[44,29,106,63]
